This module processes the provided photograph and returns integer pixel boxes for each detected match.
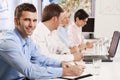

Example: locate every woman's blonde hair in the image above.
[61,10,71,21]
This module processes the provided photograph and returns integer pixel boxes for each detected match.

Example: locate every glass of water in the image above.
[93,58,101,76]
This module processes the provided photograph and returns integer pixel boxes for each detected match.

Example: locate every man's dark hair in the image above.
[74,9,89,22]
[14,3,36,19]
[42,3,63,22]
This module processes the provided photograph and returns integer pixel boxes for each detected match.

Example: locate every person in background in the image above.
[57,10,71,47]
[68,9,93,52]
[57,10,78,53]
[32,3,83,61]
[0,3,84,80]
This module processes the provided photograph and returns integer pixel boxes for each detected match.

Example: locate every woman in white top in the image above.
[68,9,93,52]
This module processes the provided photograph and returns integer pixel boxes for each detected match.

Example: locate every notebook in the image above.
[60,74,93,80]
[59,62,93,80]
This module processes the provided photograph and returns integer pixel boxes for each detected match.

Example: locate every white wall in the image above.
[95,0,120,38]
[0,0,19,30]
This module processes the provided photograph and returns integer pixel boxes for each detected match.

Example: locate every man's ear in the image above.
[14,18,19,26]
[52,16,58,22]
[14,18,18,26]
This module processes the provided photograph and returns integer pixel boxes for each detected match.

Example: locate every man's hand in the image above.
[78,43,87,51]
[61,61,72,68]
[62,64,85,76]
[69,46,79,53]
[73,52,83,61]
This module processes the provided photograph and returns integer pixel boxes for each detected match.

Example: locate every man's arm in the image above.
[0,38,62,79]
[30,42,62,67]
[61,61,85,76]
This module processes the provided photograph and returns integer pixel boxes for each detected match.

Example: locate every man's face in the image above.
[53,13,63,30]
[15,11,37,38]
[53,16,61,30]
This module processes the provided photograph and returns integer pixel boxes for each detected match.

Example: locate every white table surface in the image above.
[37,45,120,80]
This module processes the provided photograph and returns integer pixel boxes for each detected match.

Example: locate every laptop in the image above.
[83,31,120,62]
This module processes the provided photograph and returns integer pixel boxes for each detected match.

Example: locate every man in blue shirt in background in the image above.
[0,3,84,80]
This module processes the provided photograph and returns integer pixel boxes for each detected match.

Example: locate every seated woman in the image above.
[68,9,93,52]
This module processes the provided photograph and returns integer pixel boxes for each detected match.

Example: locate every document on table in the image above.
[60,74,93,80]
[59,63,93,80]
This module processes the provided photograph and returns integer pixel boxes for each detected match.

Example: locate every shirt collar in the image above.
[73,23,82,32]
[14,28,30,47]
[39,22,51,36]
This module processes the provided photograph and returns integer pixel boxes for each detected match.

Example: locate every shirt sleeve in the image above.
[30,40,63,66]
[0,37,62,79]
[54,31,71,54]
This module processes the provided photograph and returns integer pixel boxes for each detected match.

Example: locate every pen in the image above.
[74,62,78,65]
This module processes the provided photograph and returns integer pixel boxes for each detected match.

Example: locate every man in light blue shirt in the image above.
[0,3,84,80]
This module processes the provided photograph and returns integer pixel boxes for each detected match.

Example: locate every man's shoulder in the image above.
[0,30,20,49]
[1,30,20,43]
[1,30,16,38]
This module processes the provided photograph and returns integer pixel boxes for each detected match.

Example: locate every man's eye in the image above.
[33,19,37,22]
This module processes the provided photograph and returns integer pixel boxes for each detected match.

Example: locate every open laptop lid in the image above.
[108,31,120,57]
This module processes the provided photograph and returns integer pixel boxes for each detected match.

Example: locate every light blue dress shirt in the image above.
[0,28,62,80]
[57,26,70,47]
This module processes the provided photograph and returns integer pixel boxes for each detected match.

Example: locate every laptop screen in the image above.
[108,31,120,57]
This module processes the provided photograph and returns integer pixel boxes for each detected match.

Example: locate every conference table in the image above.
[37,45,120,80]
[47,59,120,80]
